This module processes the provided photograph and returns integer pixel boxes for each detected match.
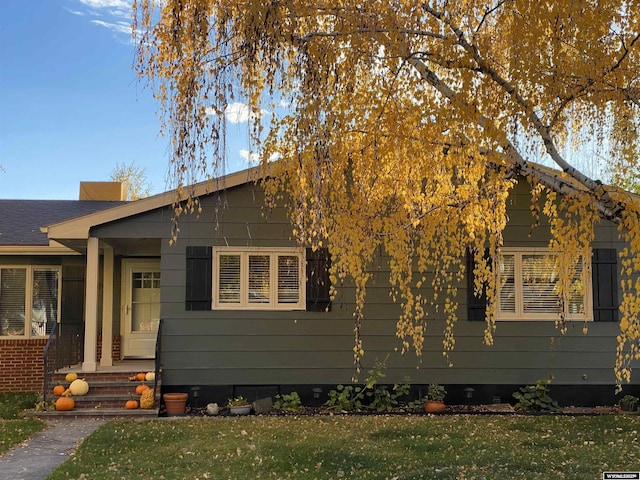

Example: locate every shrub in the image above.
[274,392,302,412]
[325,385,365,412]
[368,383,410,413]
[512,377,560,412]
[326,359,412,413]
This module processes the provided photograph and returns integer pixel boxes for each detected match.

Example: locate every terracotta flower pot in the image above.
[424,400,446,413]
[163,392,188,416]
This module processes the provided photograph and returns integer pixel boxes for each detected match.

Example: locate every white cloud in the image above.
[225,102,269,124]
[91,20,131,35]
[226,103,252,123]
[205,102,270,123]
[76,0,131,10]
[239,149,260,163]
[71,0,134,38]
[239,149,281,164]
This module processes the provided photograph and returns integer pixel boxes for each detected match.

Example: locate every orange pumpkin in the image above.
[135,372,146,381]
[135,384,149,395]
[53,385,66,396]
[125,399,139,409]
[55,396,75,411]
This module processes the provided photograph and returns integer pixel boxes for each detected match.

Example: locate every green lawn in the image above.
[49,414,640,479]
[0,392,45,456]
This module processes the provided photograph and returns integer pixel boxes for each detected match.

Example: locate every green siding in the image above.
[89,179,632,387]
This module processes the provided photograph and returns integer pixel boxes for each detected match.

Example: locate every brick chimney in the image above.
[78,182,125,201]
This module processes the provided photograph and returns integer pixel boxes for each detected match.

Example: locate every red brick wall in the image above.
[0,336,122,393]
[0,338,46,392]
[96,335,121,362]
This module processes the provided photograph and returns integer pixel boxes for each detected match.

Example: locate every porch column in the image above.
[82,236,99,372]
[100,245,114,367]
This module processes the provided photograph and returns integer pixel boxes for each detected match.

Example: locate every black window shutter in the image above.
[306,247,331,312]
[185,246,212,311]
[466,250,488,321]
[592,248,619,322]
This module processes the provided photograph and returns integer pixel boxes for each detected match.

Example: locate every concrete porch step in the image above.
[53,372,157,383]
[53,379,161,392]
[33,408,159,419]
[49,369,162,412]
[65,391,161,409]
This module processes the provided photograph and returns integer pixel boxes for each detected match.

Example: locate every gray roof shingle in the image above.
[0,200,126,246]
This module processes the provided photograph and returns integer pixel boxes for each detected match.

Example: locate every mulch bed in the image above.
[177,403,625,417]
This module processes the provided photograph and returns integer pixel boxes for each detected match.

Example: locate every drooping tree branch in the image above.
[420,2,626,221]
[135,0,640,385]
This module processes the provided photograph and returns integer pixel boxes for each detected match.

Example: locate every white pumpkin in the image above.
[69,378,90,396]
[145,371,155,382]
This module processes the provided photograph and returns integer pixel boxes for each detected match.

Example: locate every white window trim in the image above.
[212,247,306,311]
[0,265,62,338]
[497,248,593,321]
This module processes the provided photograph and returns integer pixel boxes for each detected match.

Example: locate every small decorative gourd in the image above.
[65,372,78,383]
[69,378,90,396]
[140,388,154,409]
[145,371,155,382]
[53,384,66,396]
[125,399,139,409]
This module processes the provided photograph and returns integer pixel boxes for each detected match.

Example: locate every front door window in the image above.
[131,271,160,332]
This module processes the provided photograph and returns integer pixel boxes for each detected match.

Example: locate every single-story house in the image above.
[0,168,636,406]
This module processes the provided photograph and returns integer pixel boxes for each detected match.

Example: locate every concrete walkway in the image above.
[0,418,106,480]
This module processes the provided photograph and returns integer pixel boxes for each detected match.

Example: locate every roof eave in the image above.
[45,167,264,240]
[0,242,81,256]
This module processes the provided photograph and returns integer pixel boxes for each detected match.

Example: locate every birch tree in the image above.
[110,161,153,200]
[134,0,640,383]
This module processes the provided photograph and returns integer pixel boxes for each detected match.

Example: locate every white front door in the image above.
[121,259,161,358]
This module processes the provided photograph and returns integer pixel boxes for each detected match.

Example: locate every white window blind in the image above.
[248,255,270,304]
[522,254,561,314]
[219,254,241,304]
[498,250,589,320]
[278,255,300,304]
[0,268,26,336]
[213,248,305,310]
[499,254,515,314]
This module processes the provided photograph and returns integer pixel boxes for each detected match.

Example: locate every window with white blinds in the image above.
[213,248,305,310]
[248,255,270,304]
[498,250,590,320]
[219,255,241,303]
[0,266,61,337]
[278,256,300,304]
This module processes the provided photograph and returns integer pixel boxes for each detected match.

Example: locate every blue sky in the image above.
[0,0,252,200]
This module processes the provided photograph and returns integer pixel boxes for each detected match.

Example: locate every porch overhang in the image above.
[40,167,264,373]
